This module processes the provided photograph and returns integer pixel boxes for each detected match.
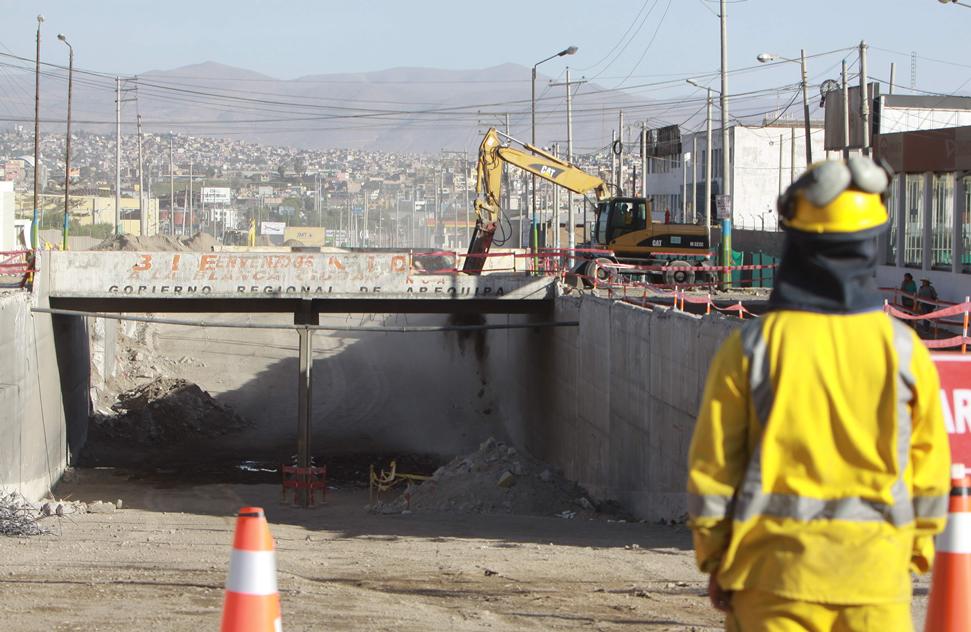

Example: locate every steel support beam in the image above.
[294,303,318,507]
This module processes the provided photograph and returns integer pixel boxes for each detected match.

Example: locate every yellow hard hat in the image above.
[778,157,890,234]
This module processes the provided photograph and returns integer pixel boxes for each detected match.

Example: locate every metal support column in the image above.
[896,174,906,268]
[955,173,966,275]
[923,172,933,272]
[294,303,318,507]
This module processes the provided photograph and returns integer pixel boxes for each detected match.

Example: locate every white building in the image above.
[642,121,826,229]
[209,207,241,230]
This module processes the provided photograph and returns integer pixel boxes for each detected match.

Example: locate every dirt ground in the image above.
[0,468,723,632]
[1,469,936,631]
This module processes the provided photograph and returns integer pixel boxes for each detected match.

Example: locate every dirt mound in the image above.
[90,377,248,446]
[373,438,597,517]
[94,232,217,252]
[182,232,217,251]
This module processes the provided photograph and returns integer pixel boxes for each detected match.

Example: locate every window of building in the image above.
[885,174,899,265]
[932,173,954,269]
[903,174,924,267]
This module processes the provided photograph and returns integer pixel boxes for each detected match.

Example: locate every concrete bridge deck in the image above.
[36,249,561,499]
[43,250,558,314]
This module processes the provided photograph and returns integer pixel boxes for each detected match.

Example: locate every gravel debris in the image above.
[370,438,599,517]
[0,491,50,537]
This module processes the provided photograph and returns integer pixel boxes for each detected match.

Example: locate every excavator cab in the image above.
[593,197,650,245]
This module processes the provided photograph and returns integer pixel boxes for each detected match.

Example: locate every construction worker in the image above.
[687,157,950,631]
[900,272,916,311]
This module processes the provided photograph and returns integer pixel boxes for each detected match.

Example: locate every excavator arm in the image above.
[463,128,609,274]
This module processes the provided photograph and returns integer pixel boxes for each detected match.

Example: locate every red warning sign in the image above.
[933,354,971,467]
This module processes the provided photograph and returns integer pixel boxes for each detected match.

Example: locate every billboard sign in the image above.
[202,187,231,205]
[260,221,286,236]
[933,354,971,467]
[284,226,325,246]
[715,194,732,220]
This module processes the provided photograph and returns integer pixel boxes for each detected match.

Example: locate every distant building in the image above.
[642,121,826,228]
[874,125,971,302]
[824,87,971,302]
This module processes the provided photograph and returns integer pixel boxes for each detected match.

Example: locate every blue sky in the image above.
[0,0,966,93]
[0,0,968,150]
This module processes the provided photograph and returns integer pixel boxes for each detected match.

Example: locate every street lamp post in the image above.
[32,14,43,250]
[939,0,971,7]
[757,51,813,165]
[532,46,577,261]
[58,34,73,251]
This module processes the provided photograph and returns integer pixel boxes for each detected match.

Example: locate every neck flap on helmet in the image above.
[768,226,885,314]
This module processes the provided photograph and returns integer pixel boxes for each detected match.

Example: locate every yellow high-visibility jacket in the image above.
[688,310,950,604]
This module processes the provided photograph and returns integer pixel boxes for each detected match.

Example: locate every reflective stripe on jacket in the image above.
[687,310,950,604]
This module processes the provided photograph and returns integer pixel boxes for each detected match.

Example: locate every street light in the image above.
[532,46,577,259]
[31,14,43,250]
[757,50,813,165]
[939,0,971,7]
[58,34,73,251]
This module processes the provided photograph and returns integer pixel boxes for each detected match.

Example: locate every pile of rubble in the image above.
[89,377,248,446]
[372,438,598,517]
[0,492,50,536]
[94,232,217,252]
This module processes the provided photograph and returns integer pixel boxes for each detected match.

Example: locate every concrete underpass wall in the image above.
[490,294,740,522]
[0,291,90,499]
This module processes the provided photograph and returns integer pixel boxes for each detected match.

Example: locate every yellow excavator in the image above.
[463,128,711,284]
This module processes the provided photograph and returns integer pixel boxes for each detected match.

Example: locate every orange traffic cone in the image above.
[221,507,282,632]
[924,465,971,632]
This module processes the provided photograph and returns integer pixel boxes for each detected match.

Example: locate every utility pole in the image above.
[394,193,400,248]
[800,49,812,165]
[550,69,586,264]
[841,60,850,158]
[552,143,560,252]
[692,135,698,223]
[640,122,648,198]
[188,161,193,235]
[681,150,687,222]
[719,0,732,286]
[32,15,42,250]
[137,114,145,237]
[778,133,784,196]
[115,76,121,235]
[200,178,206,235]
[859,40,870,155]
[705,89,713,251]
[504,113,511,244]
[464,150,471,247]
[611,130,618,192]
[889,62,896,96]
[59,32,73,250]
[617,111,624,193]
[169,134,175,235]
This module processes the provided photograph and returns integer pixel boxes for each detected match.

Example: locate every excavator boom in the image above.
[464,128,609,274]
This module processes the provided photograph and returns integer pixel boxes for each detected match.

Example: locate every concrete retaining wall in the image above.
[69,292,737,521]
[492,294,740,521]
[0,291,89,499]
